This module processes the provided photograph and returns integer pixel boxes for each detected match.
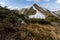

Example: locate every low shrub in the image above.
[29,18,51,24]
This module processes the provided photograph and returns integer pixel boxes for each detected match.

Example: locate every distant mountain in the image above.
[19,4,60,19]
[19,7,37,15]
[54,10,60,13]
[53,10,60,17]
[33,4,60,19]
[19,4,52,18]
[19,8,28,15]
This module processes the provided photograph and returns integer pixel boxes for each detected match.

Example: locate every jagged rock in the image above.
[19,8,28,15]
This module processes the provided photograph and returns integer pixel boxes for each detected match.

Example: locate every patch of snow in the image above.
[29,6,45,19]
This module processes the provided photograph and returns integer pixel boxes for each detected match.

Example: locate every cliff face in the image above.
[18,4,51,17]
[33,4,52,17]
[26,7,36,15]
[19,7,37,16]
[19,8,28,15]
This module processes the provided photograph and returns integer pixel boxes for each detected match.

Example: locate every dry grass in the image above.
[0,23,59,40]
[12,24,57,40]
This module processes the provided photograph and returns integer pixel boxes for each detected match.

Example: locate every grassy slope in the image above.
[0,23,60,40]
[0,6,60,40]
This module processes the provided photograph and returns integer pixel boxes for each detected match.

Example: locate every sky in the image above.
[0,0,60,11]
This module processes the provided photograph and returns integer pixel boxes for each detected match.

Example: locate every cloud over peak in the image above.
[56,0,60,4]
[26,0,50,2]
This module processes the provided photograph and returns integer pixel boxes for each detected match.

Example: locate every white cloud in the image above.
[26,0,50,2]
[23,6,30,8]
[0,2,4,5]
[8,6,20,9]
[0,2,5,6]
[8,6,13,8]
[42,0,50,2]
[34,0,40,2]
[19,6,31,9]
[26,0,40,2]
[8,5,31,10]
[56,0,60,4]
[26,0,34,1]
[0,1,6,7]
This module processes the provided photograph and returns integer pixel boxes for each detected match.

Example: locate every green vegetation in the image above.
[29,18,51,24]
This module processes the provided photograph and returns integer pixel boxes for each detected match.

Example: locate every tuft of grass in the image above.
[9,24,57,40]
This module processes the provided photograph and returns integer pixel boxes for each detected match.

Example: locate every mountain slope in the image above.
[18,4,60,19]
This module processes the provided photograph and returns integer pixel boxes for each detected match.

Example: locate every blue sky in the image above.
[0,0,60,11]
